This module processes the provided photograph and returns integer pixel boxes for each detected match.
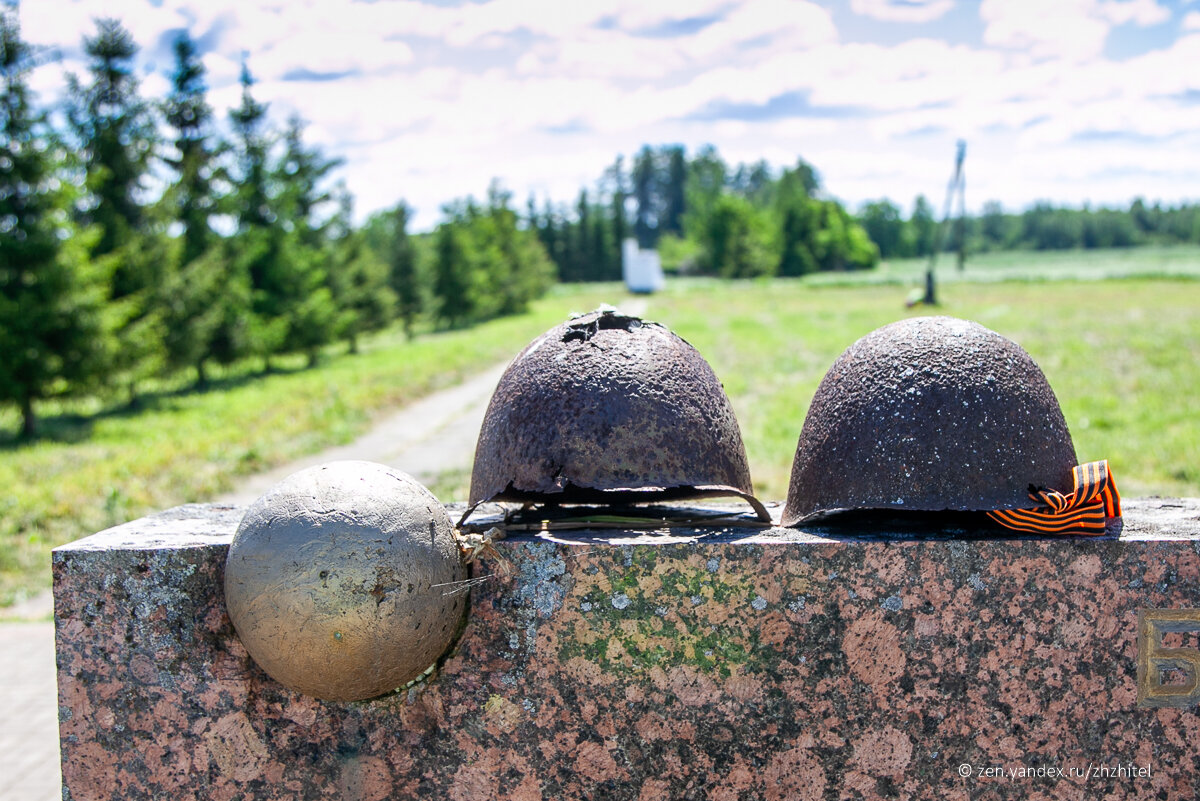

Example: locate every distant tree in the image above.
[386,202,420,339]
[699,193,775,278]
[326,187,393,354]
[979,200,1011,250]
[0,12,107,436]
[910,195,937,257]
[64,18,156,263]
[632,145,658,247]
[731,159,774,207]
[276,114,341,243]
[158,240,251,387]
[159,30,233,386]
[575,188,591,280]
[64,18,163,402]
[606,156,628,277]
[228,61,289,367]
[432,208,473,329]
[857,199,906,259]
[535,197,564,277]
[272,116,342,365]
[432,186,554,328]
[813,201,879,271]
[161,31,217,267]
[485,181,554,314]
[662,145,687,236]
[682,144,727,241]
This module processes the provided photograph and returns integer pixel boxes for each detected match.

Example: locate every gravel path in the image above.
[215,360,509,506]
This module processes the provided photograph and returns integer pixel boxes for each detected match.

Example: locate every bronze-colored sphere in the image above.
[224,461,466,701]
[464,308,767,521]
[783,316,1077,526]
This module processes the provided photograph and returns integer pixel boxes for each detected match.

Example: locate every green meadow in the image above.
[4,249,1200,606]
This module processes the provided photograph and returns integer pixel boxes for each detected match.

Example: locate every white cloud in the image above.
[850,0,956,24]
[980,0,1113,61]
[12,0,1200,228]
[980,0,1169,61]
[1098,0,1170,27]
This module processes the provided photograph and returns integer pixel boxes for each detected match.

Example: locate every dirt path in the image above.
[214,361,509,506]
[216,297,649,507]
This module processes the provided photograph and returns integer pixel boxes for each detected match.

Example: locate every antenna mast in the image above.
[923,139,966,305]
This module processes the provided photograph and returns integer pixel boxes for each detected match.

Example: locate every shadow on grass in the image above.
[0,362,312,452]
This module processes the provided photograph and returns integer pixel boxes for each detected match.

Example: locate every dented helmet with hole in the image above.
[465,308,768,520]
[782,316,1078,526]
[224,461,466,701]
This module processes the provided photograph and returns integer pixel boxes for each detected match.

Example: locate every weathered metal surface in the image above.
[52,497,1200,800]
[467,309,764,520]
[784,316,1078,526]
[223,461,466,701]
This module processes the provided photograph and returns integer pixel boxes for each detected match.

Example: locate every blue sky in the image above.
[21,0,1200,229]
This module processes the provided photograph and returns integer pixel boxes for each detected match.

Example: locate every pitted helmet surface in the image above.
[224,461,466,701]
[783,316,1077,525]
[467,309,760,513]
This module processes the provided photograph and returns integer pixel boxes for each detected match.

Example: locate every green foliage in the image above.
[381,202,421,338]
[0,13,109,437]
[432,185,554,328]
[856,195,1200,263]
[63,18,165,402]
[909,195,937,258]
[327,189,394,353]
[161,31,217,267]
[64,18,157,263]
[699,193,776,278]
[160,242,248,384]
[857,199,907,259]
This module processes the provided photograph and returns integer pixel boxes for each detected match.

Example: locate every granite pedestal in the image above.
[53,499,1200,800]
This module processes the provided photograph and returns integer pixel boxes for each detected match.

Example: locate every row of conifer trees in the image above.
[0,13,554,437]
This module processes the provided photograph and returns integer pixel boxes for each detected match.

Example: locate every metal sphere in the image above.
[783,316,1077,525]
[224,461,466,701]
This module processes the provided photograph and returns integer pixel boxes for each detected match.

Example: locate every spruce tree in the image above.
[607,156,628,280]
[663,146,687,236]
[229,61,286,367]
[65,18,162,402]
[273,116,341,365]
[432,213,472,329]
[0,12,107,436]
[387,202,420,339]
[326,186,393,354]
[162,31,216,267]
[160,32,245,387]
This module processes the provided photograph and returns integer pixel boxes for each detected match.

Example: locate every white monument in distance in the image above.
[622,238,665,294]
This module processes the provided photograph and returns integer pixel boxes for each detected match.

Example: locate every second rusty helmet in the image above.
[783,316,1078,526]
[465,308,768,521]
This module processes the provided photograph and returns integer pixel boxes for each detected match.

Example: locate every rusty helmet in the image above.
[464,308,768,521]
[224,461,466,701]
[782,316,1077,525]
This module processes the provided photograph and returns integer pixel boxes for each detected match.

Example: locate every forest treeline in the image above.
[858,196,1200,260]
[0,15,559,437]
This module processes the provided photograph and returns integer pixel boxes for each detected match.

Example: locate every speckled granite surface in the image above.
[53,498,1200,800]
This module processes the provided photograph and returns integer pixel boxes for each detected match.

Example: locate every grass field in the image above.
[3,247,1199,606]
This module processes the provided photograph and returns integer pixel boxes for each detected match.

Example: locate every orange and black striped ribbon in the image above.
[988,460,1121,535]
